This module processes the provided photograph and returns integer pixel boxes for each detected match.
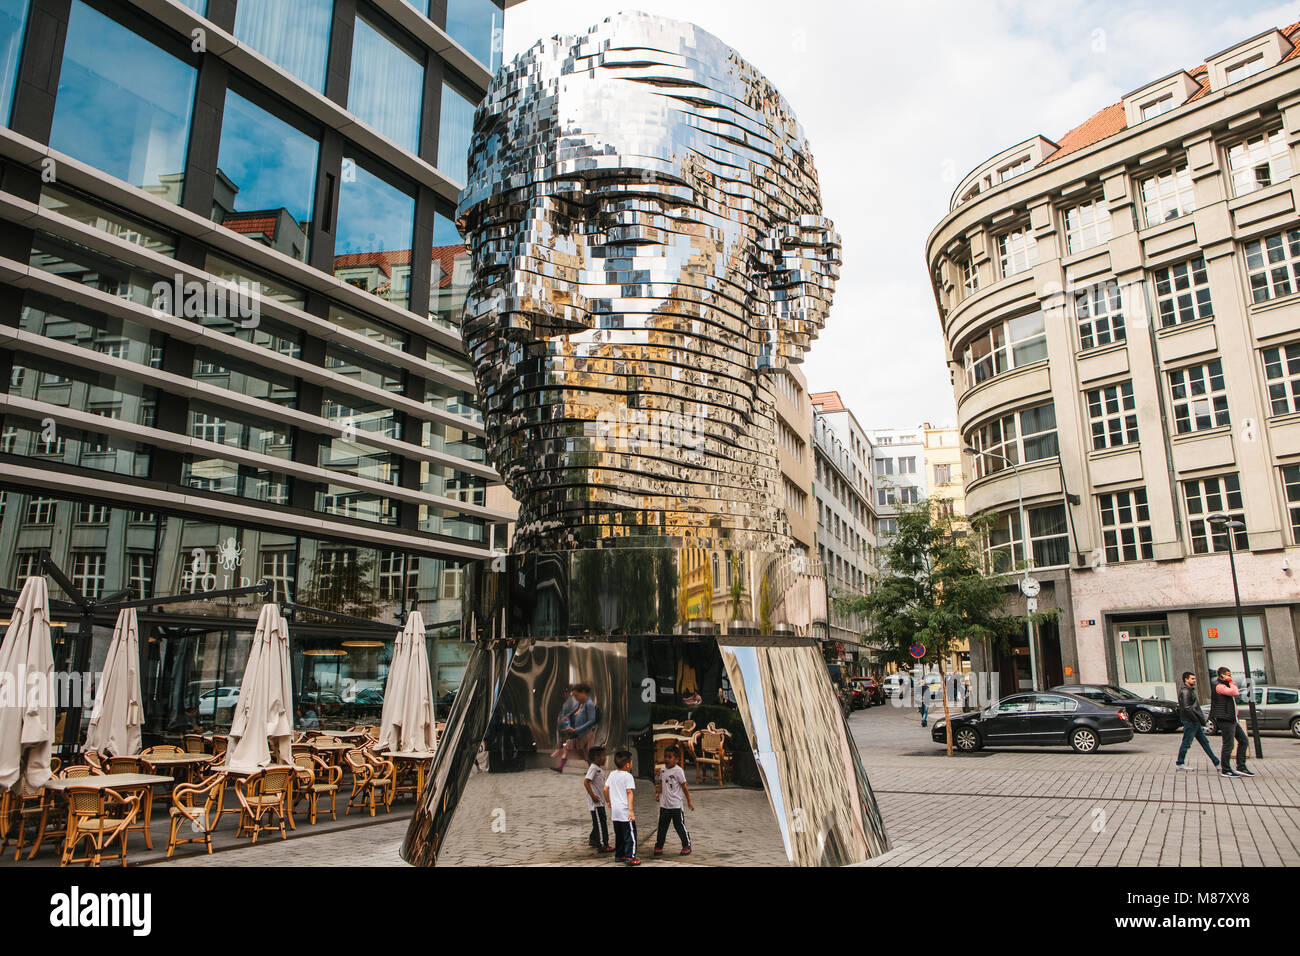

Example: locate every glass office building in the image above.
[0,0,508,747]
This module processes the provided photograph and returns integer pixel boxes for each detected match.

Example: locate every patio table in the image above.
[383,751,435,801]
[43,772,174,853]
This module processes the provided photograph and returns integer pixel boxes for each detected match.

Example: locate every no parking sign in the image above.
[909,643,925,659]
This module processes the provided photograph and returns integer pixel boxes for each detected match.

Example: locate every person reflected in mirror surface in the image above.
[553,683,596,773]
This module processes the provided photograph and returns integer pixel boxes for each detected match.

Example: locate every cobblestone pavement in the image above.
[163,704,1300,867]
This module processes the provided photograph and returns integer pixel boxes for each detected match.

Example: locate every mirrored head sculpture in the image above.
[402,11,888,868]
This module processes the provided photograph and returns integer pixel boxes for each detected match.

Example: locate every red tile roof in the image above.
[809,391,845,412]
[330,245,468,288]
[222,213,279,238]
[1043,21,1300,166]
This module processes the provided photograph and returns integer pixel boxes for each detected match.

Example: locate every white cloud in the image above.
[503,0,1297,429]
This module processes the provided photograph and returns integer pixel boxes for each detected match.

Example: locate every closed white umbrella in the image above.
[225,603,294,772]
[379,611,436,754]
[84,607,143,757]
[0,576,55,791]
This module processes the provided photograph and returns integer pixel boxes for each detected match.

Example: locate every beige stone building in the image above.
[926,22,1300,701]
[923,424,966,517]
[773,366,817,555]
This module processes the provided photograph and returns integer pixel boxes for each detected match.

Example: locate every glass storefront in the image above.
[1200,613,1268,685]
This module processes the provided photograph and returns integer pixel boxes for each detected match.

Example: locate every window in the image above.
[875,458,894,477]
[1075,280,1125,350]
[333,160,417,310]
[50,2,197,201]
[13,550,40,586]
[898,457,916,475]
[233,0,333,93]
[1244,228,1300,304]
[897,487,920,505]
[960,258,979,296]
[1117,621,1172,684]
[1262,343,1300,416]
[71,550,107,600]
[0,0,29,124]
[1282,465,1300,543]
[1169,361,1229,434]
[261,550,296,604]
[967,404,1058,479]
[190,412,228,445]
[1139,164,1195,226]
[1224,53,1266,84]
[439,567,464,601]
[25,497,54,523]
[213,88,320,262]
[437,82,477,184]
[962,312,1047,387]
[349,16,423,155]
[1098,489,1153,562]
[997,226,1037,277]
[1227,129,1292,197]
[445,0,502,71]
[1086,380,1139,449]
[1140,94,1173,120]
[127,552,154,600]
[934,464,952,485]
[1183,474,1247,554]
[1152,256,1213,327]
[879,518,898,536]
[1063,198,1112,254]
[987,503,1069,571]
[997,156,1031,183]
[75,502,109,523]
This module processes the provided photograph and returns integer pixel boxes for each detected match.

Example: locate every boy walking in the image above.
[584,746,612,852]
[1210,666,1256,778]
[653,745,693,856]
[604,750,640,865]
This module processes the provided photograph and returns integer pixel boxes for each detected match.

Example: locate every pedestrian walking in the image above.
[604,749,640,865]
[552,683,596,773]
[652,745,693,857]
[1209,666,1256,778]
[1174,671,1219,771]
[918,673,929,727]
[584,745,612,852]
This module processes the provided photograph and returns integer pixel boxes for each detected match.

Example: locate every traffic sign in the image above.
[909,643,925,659]
[1119,630,1130,642]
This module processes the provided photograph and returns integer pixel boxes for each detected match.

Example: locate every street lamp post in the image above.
[964,446,1038,691]
[1206,512,1263,759]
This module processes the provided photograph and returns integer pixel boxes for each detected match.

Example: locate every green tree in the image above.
[840,499,1052,755]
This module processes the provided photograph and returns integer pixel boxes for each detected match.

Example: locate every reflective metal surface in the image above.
[401,13,887,867]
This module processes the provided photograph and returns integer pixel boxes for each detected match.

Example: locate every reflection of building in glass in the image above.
[0,0,507,743]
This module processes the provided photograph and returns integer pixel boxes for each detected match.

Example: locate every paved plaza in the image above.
[156,704,1300,867]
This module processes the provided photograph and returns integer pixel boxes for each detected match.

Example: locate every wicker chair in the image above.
[234,767,293,843]
[140,745,184,757]
[166,773,226,858]
[82,751,107,775]
[106,755,143,775]
[344,748,394,817]
[211,735,228,759]
[183,735,208,754]
[292,754,342,825]
[50,757,62,775]
[61,786,140,867]
[61,765,96,779]
[1,779,50,861]
[693,731,727,785]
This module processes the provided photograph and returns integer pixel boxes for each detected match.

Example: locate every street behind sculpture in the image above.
[401,11,888,867]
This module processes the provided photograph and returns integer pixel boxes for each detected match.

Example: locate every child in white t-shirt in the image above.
[653,745,694,856]
[583,746,611,852]
[602,749,639,865]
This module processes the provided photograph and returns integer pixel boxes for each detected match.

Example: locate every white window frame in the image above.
[1184,474,1247,554]
[997,226,1038,278]
[966,404,1059,480]
[1086,380,1139,450]
[1075,280,1126,351]
[1227,128,1292,197]
[1139,163,1195,226]
[986,503,1070,572]
[1098,488,1153,562]
[1063,198,1112,255]
[1151,256,1213,327]
[1169,360,1229,434]
[1140,94,1173,120]
[1263,342,1300,416]
[962,312,1047,388]
[1224,53,1266,85]
[1244,228,1300,304]
[71,550,107,600]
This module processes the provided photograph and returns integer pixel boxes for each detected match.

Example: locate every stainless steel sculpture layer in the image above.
[402,12,888,868]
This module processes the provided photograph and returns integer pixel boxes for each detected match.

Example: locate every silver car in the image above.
[1213,685,1300,737]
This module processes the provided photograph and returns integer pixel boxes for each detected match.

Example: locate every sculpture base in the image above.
[400,555,889,867]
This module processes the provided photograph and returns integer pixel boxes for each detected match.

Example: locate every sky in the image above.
[502,0,1297,429]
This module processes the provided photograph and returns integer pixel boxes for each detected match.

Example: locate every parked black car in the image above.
[932,691,1133,754]
[1049,683,1180,733]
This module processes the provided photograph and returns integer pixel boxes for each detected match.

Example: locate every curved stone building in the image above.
[927,23,1300,698]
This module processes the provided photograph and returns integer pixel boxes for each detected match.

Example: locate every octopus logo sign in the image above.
[909,643,926,659]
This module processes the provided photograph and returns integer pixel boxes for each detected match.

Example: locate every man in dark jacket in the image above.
[1174,672,1219,771]
[1209,667,1255,777]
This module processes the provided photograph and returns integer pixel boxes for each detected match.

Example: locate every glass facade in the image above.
[446,0,502,70]
[213,88,320,262]
[349,15,423,154]
[438,81,477,183]
[233,0,333,93]
[51,1,197,202]
[0,0,28,123]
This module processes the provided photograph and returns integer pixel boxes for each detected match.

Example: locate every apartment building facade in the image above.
[923,423,966,517]
[810,390,878,669]
[0,0,513,741]
[927,23,1300,698]
[868,426,928,538]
